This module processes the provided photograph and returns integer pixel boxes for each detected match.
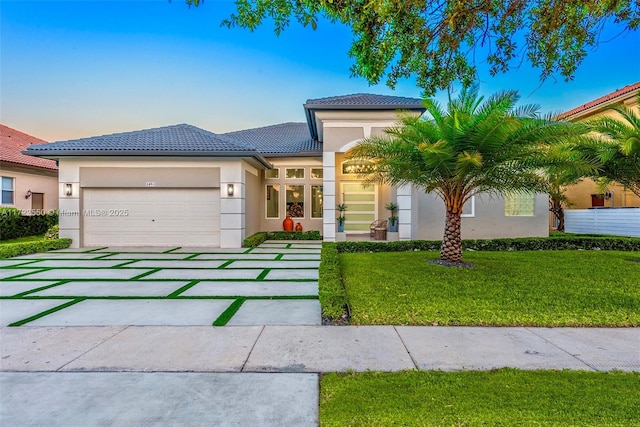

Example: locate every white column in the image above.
[322,152,336,241]
[220,163,245,248]
[397,183,412,240]
[58,160,80,247]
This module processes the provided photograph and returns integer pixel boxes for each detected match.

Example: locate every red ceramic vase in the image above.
[283,215,294,231]
[295,222,303,232]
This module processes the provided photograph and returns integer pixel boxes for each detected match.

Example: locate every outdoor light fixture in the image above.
[25,190,32,199]
[65,183,73,196]
[227,184,234,196]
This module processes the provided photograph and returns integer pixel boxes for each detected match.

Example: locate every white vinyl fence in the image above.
[565,208,640,237]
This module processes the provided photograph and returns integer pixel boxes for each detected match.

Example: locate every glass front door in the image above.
[341,182,376,233]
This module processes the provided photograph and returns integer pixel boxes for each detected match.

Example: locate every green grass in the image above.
[340,250,640,326]
[320,369,640,427]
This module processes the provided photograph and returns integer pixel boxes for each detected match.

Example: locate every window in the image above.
[265,169,279,179]
[461,196,475,217]
[311,186,323,218]
[1,177,14,205]
[285,168,304,179]
[505,193,535,216]
[266,185,280,218]
[311,168,323,179]
[342,159,374,175]
[286,185,304,217]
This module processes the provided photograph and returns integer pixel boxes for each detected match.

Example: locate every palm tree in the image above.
[350,85,586,263]
[586,94,640,197]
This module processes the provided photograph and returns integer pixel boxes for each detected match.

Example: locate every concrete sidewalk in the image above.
[1,326,638,426]
[2,325,638,372]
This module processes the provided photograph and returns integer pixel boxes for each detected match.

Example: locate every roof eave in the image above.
[22,149,273,168]
[303,103,426,111]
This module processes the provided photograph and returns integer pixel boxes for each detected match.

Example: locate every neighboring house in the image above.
[23,94,549,248]
[556,82,640,215]
[0,124,58,213]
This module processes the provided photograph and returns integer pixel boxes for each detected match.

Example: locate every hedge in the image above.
[318,242,349,322]
[336,236,640,253]
[0,238,72,259]
[242,230,322,247]
[0,208,59,241]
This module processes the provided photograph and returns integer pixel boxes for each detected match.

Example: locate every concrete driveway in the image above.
[0,241,321,327]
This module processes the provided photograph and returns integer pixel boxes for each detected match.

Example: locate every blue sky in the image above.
[1,0,639,142]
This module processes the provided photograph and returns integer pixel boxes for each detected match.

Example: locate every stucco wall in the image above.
[416,192,549,240]
[1,166,58,213]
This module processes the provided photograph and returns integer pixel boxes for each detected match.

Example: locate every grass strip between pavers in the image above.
[8,298,85,326]
[183,253,200,260]
[217,260,235,268]
[129,269,161,280]
[167,280,201,298]
[12,280,72,297]
[274,253,284,260]
[163,247,181,253]
[1,260,41,268]
[82,247,109,253]
[2,268,49,280]
[111,260,140,268]
[212,298,246,326]
[256,269,270,280]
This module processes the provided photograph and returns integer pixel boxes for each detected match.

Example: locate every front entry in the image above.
[341,182,377,233]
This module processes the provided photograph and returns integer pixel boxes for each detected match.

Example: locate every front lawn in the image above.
[320,369,640,426]
[340,251,640,326]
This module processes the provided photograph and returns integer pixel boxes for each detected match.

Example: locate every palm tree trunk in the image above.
[440,209,463,263]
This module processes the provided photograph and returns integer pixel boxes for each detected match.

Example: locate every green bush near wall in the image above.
[336,236,640,253]
[242,230,322,247]
[0,208,59,241]
[319,242,348,322]
[0,238,72,259]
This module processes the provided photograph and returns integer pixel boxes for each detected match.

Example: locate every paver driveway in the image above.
[0,241,321,327]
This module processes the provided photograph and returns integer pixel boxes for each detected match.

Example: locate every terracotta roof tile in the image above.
[558,82,640,120]
[0,124,58,170]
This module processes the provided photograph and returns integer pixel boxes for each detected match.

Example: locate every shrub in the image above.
[336,236,640,253]
[318,242,349,322]
[44,225,59,240]
[0,238,72,259]
[242,230,322,247]
[0,208,58,241]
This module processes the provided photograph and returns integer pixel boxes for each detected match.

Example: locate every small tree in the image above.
[350,85,587,263]
[586,94,640,197]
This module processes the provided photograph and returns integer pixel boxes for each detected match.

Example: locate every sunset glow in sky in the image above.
[1,0,639,142]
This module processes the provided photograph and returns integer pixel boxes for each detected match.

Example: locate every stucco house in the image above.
[556,82,640,212]
[23,94,548,248]
[1,124,58,214]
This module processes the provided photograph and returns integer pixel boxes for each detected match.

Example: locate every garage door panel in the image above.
[83,189,220,247]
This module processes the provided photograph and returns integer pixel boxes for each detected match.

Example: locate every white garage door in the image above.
[83,188,220,247]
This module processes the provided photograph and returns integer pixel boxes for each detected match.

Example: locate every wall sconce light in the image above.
[25,190,32,199]
[227,184,234,196]
[65,183,73,196]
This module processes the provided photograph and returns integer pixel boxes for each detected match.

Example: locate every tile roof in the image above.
[23,124,258,155]
[223,122,321,156]
[0,124,58,170]
[305,93,424,109]
[557,82,640,120]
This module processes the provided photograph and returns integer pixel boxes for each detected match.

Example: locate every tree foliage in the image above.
[348,85,589,263]
[186,0,640,93]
